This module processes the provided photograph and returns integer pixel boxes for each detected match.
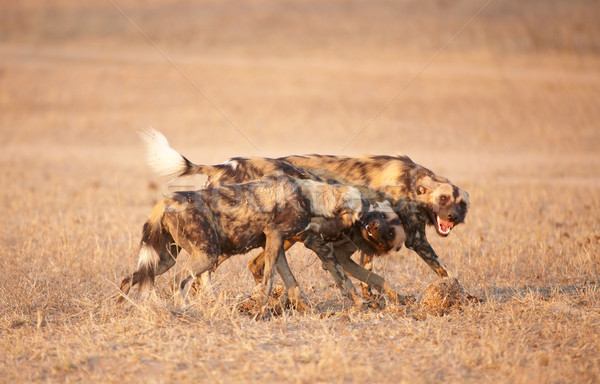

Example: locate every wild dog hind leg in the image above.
[255,223,288,317]
[247,239,310,312]
[117,226,180,304]
[274,249,311,312]
[248,239,295,283]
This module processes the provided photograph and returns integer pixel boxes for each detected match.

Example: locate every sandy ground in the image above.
[1,1,599,382]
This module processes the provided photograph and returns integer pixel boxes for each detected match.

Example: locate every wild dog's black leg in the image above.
[303,232,365,308]
[359,252,377,300]
[179,249,219,306]
[410,242,451,278]
[404,227,452,278]
[332,241,413,304]
[179,274,194,296]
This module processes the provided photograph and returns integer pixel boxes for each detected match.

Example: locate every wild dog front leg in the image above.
[412,243,452,278]
[359,252,376,300]
[333,243,413,305]
[406,230,482,302]
[405,228,453,278]
[302,233,365,308]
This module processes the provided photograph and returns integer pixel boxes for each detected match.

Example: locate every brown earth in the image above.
[1,1,599,382]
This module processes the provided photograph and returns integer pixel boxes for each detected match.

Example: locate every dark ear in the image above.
[417,186,429,195]
[415,175,437,196]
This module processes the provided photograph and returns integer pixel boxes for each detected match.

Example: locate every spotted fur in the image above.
[140,130,470,301]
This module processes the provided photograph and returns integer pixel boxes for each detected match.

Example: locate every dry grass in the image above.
[1,1,600,382]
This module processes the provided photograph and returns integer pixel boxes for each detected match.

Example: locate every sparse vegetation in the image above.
[1,1,599,382]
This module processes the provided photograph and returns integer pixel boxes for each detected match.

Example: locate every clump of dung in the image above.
[237,285,287,318]
[420,278,468,316]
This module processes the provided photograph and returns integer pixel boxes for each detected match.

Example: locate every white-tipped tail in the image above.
[139,128,189,178]
[137,243,160,291]
[137,243,160,270]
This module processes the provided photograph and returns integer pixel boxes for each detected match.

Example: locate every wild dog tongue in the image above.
[437,217,454,234]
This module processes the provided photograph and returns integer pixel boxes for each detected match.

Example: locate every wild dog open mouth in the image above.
[363,222,380,245]
[433,214,454,237]
[365,225,376,241]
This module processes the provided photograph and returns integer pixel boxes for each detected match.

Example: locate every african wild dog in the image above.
[117,174,366,313]
[279,156,469,262]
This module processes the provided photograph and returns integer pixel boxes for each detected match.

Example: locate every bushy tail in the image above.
[139,128,208,178]
[136,200,166,292]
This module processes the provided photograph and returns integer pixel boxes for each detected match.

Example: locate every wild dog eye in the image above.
[439,195,449,202]
[460,201,468,209]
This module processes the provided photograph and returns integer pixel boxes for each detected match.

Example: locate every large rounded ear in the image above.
[459,189,470,209]
[415,175,437,196]
[416,185,429,195]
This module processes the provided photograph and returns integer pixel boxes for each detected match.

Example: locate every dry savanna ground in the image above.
[1,0,600,382]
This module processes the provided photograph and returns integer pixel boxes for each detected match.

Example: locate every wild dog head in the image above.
[359,201,405,254]
[414,174,470,237]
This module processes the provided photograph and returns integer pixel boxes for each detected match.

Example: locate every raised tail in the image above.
[136,200,166,293]
[139,128,209,178]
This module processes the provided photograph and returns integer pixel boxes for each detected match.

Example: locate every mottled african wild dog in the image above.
[279,155,469,267]
[118,174,366,312]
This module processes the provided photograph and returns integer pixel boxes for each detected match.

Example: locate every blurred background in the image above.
[1,6,599,380]
[1,0,599,164]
